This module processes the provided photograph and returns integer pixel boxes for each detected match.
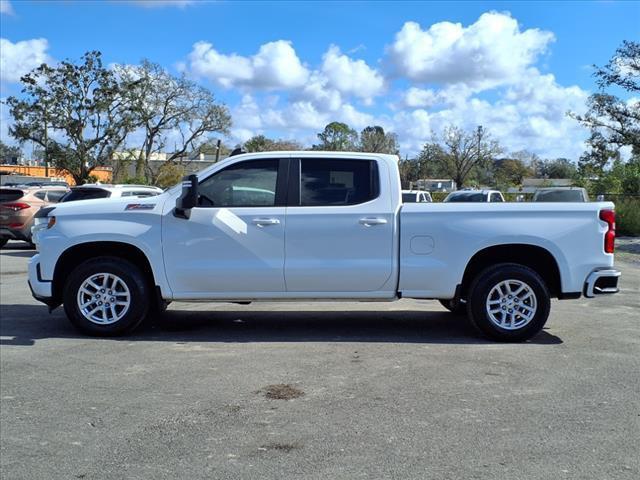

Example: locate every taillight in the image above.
[1,202,30,211]
[599,209,615,254]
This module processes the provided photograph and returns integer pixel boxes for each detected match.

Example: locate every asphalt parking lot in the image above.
[1,241,639,480]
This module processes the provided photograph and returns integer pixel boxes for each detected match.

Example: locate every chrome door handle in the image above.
[252,217,280,226]
[359,217,388,226]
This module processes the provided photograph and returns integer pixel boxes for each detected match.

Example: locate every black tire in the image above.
[0,238,8,249]
[63,256,150,336]
[467,263,551,342]
[438,298,466,315]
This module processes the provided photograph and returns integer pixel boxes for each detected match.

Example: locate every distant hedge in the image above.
[614,198,640,236]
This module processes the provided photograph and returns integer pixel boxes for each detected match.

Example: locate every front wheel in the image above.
[467,263,550,342]
[63,257,150,336]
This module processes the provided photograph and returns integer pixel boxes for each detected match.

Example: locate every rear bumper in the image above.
[584,269,621,298]
[0,227,29,241]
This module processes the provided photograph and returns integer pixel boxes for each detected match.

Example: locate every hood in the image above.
[49,193,169,217]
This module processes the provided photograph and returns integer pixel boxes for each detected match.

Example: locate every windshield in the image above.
[445,192,486,202]
[534,190,585,202]
[60,188,111,202]
[402,193,417,202]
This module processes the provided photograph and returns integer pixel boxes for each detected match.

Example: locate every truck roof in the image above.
[223,151,400,163]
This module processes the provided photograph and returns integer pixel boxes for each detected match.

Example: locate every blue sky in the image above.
[1,0,639,158]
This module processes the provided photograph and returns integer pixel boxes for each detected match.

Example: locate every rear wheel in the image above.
[467,263,550,342]
[63,257,150,336]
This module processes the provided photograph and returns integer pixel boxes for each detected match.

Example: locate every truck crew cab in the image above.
[28,152,620,342]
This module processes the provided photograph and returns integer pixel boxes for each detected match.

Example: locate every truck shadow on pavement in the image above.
[0,304,563,346]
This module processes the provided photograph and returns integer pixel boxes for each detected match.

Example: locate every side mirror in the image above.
[174,174,198,219]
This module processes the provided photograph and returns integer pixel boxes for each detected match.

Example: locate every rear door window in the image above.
[298,159,379,206]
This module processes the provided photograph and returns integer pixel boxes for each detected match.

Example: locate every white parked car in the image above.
[60,184,163,203]
[402,190,432,203]
[444,189,505,203]
[29,151,619,342]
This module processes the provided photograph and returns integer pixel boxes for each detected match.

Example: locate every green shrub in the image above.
[122,176,149,185]
[615,198,640,236]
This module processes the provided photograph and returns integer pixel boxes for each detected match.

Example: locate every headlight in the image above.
[33,207,57,230]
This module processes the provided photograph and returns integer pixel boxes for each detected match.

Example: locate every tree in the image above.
[115,60,231,182]
[536,158,577,178]
[0,141,21,164]
[359,126,399,154]
[313,122,358,151]
[431,125,502,188]
[243,134,302,152]
[571,41,640,175]
[494,158,532,186]
[155,162,186,189]
[7,51,135,184]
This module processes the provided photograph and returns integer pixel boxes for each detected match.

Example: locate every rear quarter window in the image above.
[0,189,25,202]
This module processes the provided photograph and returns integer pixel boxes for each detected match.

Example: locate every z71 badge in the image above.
[125,204,156,211]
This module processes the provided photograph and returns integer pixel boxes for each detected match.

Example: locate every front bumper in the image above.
[28,254,52,300]
[584,269,621,298]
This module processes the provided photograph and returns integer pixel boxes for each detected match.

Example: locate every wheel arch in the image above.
[52,241,158,303]
[459,244,563,299]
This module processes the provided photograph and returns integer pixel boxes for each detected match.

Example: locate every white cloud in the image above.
[227,65,590,159]
[0,38,52,83]
[0,0,13,15]
[393,70,589,158]
[187,40,309,90]
[387,12,555,89]
[180,11,592,159]
[320,45,384,103]
[296,72,343,112]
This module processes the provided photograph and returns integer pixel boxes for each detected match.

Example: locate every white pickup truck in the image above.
[28,151,620,341]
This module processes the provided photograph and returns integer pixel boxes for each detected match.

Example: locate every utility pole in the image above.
[215,139,221,162]
[43,103,49,177]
